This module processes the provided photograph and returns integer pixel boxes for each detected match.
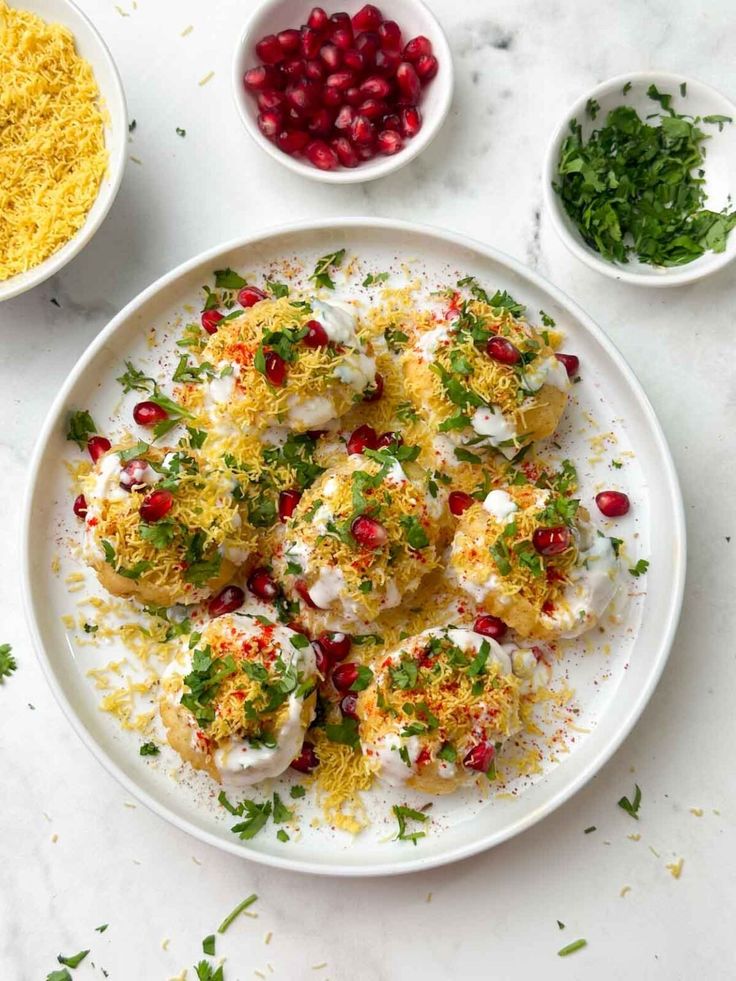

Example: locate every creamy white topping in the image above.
[415,323,450,361]
[308,565,348,610]
[470,406,518,459]
[207,363,240,404]
[333,350,376,392]
[542,528,619,638]
[483,489,518,523]
[311,299,359,344]
[285,393,336,428]
[432,434,460,469]
[90,451,131,502]
[522,356,570,393]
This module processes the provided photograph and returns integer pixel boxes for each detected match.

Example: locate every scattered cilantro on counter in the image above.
[558,939,587,957]
[217,894,258,933]
[618,783,642,820]
[57,949,89,968]
[0,644,16,681]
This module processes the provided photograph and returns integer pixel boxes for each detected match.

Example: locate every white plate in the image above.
[0,0,127,302]
[22,219,685,876]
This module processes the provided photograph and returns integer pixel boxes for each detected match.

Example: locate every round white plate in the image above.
[22,219,685,876]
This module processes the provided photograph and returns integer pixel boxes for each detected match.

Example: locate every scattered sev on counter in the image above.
[0,0,108,280]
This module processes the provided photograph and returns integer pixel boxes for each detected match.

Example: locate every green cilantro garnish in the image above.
[325,717,360,748]
[618,783,642,820]
[277,828,290,842]
[230,799,273,839]
[57,950,89,968]
[0,644,16,681]
[437,743,457,763]
[363,271,389,286]
[217,894,258,933]
[629,559,649,577]
[202,935,215,956]
[290,784,306,799]
[180,646,238,727]
[46,971,72,981]
[558,939,587,957]
[95,924,108,933]
[392,804,428,844]
[384,325,410,352]
[265,279,289,298]
[349,665,374,692]
[389,658,418,691]
[128,119,136,132]
[703,113,733,132]
[194,960,223,981]
[272,792,293,823]
[539,310,556,327]
[399,515,430,550]
[557,920,566,930]
[310,248,346,289]
[116,360,156,394]
[611,459,623,469]
[176,126,186,137]
[214,267,247,289]
[139,517,176,550]
[65,410,97,450]
[139,741,159,756]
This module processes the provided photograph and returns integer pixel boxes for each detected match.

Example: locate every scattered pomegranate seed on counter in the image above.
[247,567,279,601]
[595,490,630,517]
[72,494,88,519]
[139,489,174,523]
[278,488,303,522]
[242,5,439,170]
[532,525,571,556]
[290,740,318,773]
[448,491,474,516]
[201,309,224,334]
[133,400,168,427]
[208,585,246,618]
[473,614,508,640]
[87,435,111,463]
[555,352,580,377]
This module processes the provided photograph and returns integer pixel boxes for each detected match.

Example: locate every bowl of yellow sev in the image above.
[0,0,126,301]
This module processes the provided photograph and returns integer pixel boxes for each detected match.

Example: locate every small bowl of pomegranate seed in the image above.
[232,0,453,182]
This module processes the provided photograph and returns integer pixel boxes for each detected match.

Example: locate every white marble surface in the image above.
[2,0,735,978]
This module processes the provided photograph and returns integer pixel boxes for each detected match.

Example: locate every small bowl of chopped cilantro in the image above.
[544,72,736,285]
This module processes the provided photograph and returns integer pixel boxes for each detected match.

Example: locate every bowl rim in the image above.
[542,70,736,287]
[230,0,454,184]
[21,216,686,877]
[0,0,127,302]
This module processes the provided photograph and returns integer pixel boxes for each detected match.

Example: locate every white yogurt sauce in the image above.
[333,350,376,392]
[521,356,570,393]
[415,323,450,361]
[542,529,620,638]
[311,299,359,344]
[285,393,336,429]
[206,363,240,404]
[470,406,518,459]
[483,489,518,523]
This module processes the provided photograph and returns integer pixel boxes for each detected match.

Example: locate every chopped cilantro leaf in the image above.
[277,828,290,842]
[310,248,346,289]
[217,894,258,933]
[65,410,97,450]
[325,717,360,748]
[618,783,642,819]
[0,644,17,681]
[230,799,272,840]
[558,939,587,957]
[290,784,306,799]
[202,935,215,956]
[214,267,247,289]
[46,971,72,981]
[363,271,389,286]
[266,280,289,298]
[629,559,649,577]
[57,950,89,968]
[272,792,293,823]
[393,804,428,844]
[139,741,159,756]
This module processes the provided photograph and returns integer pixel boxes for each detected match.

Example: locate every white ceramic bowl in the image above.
[232,0,453,183]
[0,0,127,302]
[543,71,736,287]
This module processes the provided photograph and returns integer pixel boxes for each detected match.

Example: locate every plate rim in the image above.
[21,217,687,876]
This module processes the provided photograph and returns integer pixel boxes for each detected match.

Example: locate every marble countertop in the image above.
[2,0,735,978]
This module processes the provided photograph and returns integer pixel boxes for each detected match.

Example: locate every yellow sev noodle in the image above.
[0,1,107,280]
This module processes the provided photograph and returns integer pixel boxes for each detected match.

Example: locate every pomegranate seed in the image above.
[343,48,366,72]
[317,631,352,662]
[303,58,326,81]
[351,514,388,549]
[403,35,433,62]
[330,11,352,28]
[294,578,320,608]
[307,7,328,30]
[415,53,438,81]
[320,42,341,70]
[555,352,580,377]
[473,614,508,640]
[243,65,280,92]
[277,28,301,54]
[277,128,310,154]
[257,88,286,111]
[314,643,331,676]
[286,80,321,111]
[332,135,359,167]
[247,567,279,601]
[208,585,245,618]
[377,129,403,154]
[73,494,88,519]
[396,62,420,102]
[340,692,359,720]
[449,491,474,516]
[278,489,302,522]
[255,35,284,65]
[330,26,353,49]
[304,319,330,347]
[400,105,422,137]
[382,112,401,132]
[332,661,359,692]
[334,104,356,130]
[258,109,282,139]
[357,144,377,161]
[355,30,380,62]
[305,139,338,169]
[133,401,168,427]
[264,350,287,386]
[532,525,571,556]
[326,70,354,91]
[308,107,334,136]
[595,490,630,518]
[347,86,364,106]
[119,458,152,491]
[352,4,383,31]
[290,740,318,774]
[375,49,400,75]
[346,424,378,455]
[139,488,173,523]
[375,430,401,449]
[351,113,375,145]
[238,285,266,308]
[201,309,223,334]
[282,57,304,80]
[486,336,522,365]
[301,26,322,59]
[87,436,110,463]
[463,740,495,773]
[378,20,402,50]
[322,85,343,107]
[360,74,391,99]
[363,372,384,402]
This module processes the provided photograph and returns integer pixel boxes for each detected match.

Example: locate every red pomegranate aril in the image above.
[347,424,378,454]
[334,104,356,130]
[277,28,301,54]
[277,128,310,154]
[355,30,380,61]
[345,86,363,106]
[377,129,403,154]
[303,319,330,347]
[264,350,287,386]
[139,488,173,523]
[73,494,88,519]
[314,643,331,676]
[247,567,279,601]
[330,11,352,28]
[555,352,580,378]
[326,70,354,91]
[487,335,522,365]
[303,58,326,82]
[258,109,282,139]
[291,741,318,774]
[87,435,111,463]
[360,74,391,99]
[448,491,474,516]
[343,48,365,72]
[374,48,400,76]
[201,309,224,334]
[238,285,267,308]
[287,80,321,111]
[463,740,495,773]
[133,400,168,427]
[351,114,375,145]
[305,138,339,169]
[317,631,352,662]
[332,661,359,692]
[376,430,401,449]
[352,4,383,31]
[307,6,328,30]
[119,458,152,491]
[595,490,630,518]
[400,104,421,137]
[319,42,341,70]
[357,144,376,160]
[473,614,508,640]
[322,84,343,107]
[332,135,359,167]
[415,53,439,81]
[208,585,245,618]
[294,578,320,608]
[532,525,571,556]
[308,107,335,136]
[301,26,323,59]
[255,34,284,65]
[396,61,420,102]
[403,35,433,62]
[351,514,388,549]
[330,26,353,49]
[378,19,402,49]
[243,65,280,92]
[340,692,359,720]
[382,112,401,131]
[282,57,304,80]
[287,106,309,127]
[257,88,285,111]
[363,372,384,402]
[278,489,303,522]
